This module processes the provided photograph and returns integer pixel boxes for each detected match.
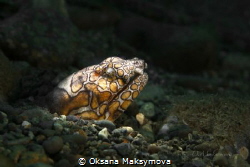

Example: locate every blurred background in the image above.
[1,0,250,101]
[1,0,250,166]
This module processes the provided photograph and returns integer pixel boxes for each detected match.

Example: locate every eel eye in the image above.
[105,67,116,78]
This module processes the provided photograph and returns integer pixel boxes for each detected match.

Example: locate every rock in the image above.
[7,122,18,131]
[41,129,56,137]
[158,123,192,140]
[122,116,140,130]
[53,122,63,132]
[101,149,117,157]
[36,135,46,144]
[157,124,171,139]
[238,146,249,160]
[94,120,116,131]
[26,163,53,167]
[0,111,8,131]
[28,143,45,154]
[192,158,207,167]
[139,123,155,142]
[136,113,146,125]
[88,125,99,134]
[194,142,219,153]
[0,102,22,117]
[132,134,146,146]
[149,153,159,160]
[148,144,161,154]
[39,121,54,129]
[0,154,15,167]
[165,115,179,124]
[135,151,150,159]
[18,151,53,166]
[53,115,67,121]
[20,108,53,125]
[98,128,110,139]
[9,145,27,163]
[43,136,63,154]
[0,8,83,68]
[120,126,134,134]
[28,131,35,140]
[66,115,80,122]
[213,153,229,166]
[5,137,31,145]
[228,154,250,167]
[111,126,134,139]
[112,127,128,137]
[22,121,32,129]
[139,102,155,118]
[62,134,87,146]
[55,159,72,167]
[97,142,111,151]
[113,143,132,156]
[0,50,19,101]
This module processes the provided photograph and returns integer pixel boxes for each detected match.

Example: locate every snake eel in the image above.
[48,57,148,121]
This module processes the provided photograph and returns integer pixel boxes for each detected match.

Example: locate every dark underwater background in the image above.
[0,0,250,166]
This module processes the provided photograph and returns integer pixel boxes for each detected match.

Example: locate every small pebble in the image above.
[139,123,154,142]
[36,135,46,144]
[6,137,31,145]
[101,149,117,157]
[53,115,66,121]
[26,163,54,167]
[112,126,134,136]
[165,115,179,124]
[53,122,63,132]
[149,153,159,160]
[94,120,116,131]
[66,115,79,122]
[98,127,110,139]
[213,152,229,166]
[39,121,54,129]
[113,143,132,156]
[238,146,249,160]
[97,142,111,150]
[41,129,56,137]
[136,113,146,125]
[0,154,16,167]
[28,131,35,140]
[148,144,161,154]
[120,126,134,134]
[9,144,27,162]
[192,158,207,167]
[28,143,45,154]
[228,154,250,167]
[139,102,155,118]
[43,136,63,154]
[55,159,71,167]
[7,123,18,131]
[0,111,8,131]
[62,134,87,146]
[22,121,31,129]
[18,151,53,166]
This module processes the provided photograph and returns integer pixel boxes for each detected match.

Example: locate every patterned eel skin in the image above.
[48,57,148,122]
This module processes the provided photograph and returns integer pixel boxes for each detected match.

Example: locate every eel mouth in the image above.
[69,106,91,116]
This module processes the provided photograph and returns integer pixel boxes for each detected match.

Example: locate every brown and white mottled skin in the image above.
[48,57,148,121]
